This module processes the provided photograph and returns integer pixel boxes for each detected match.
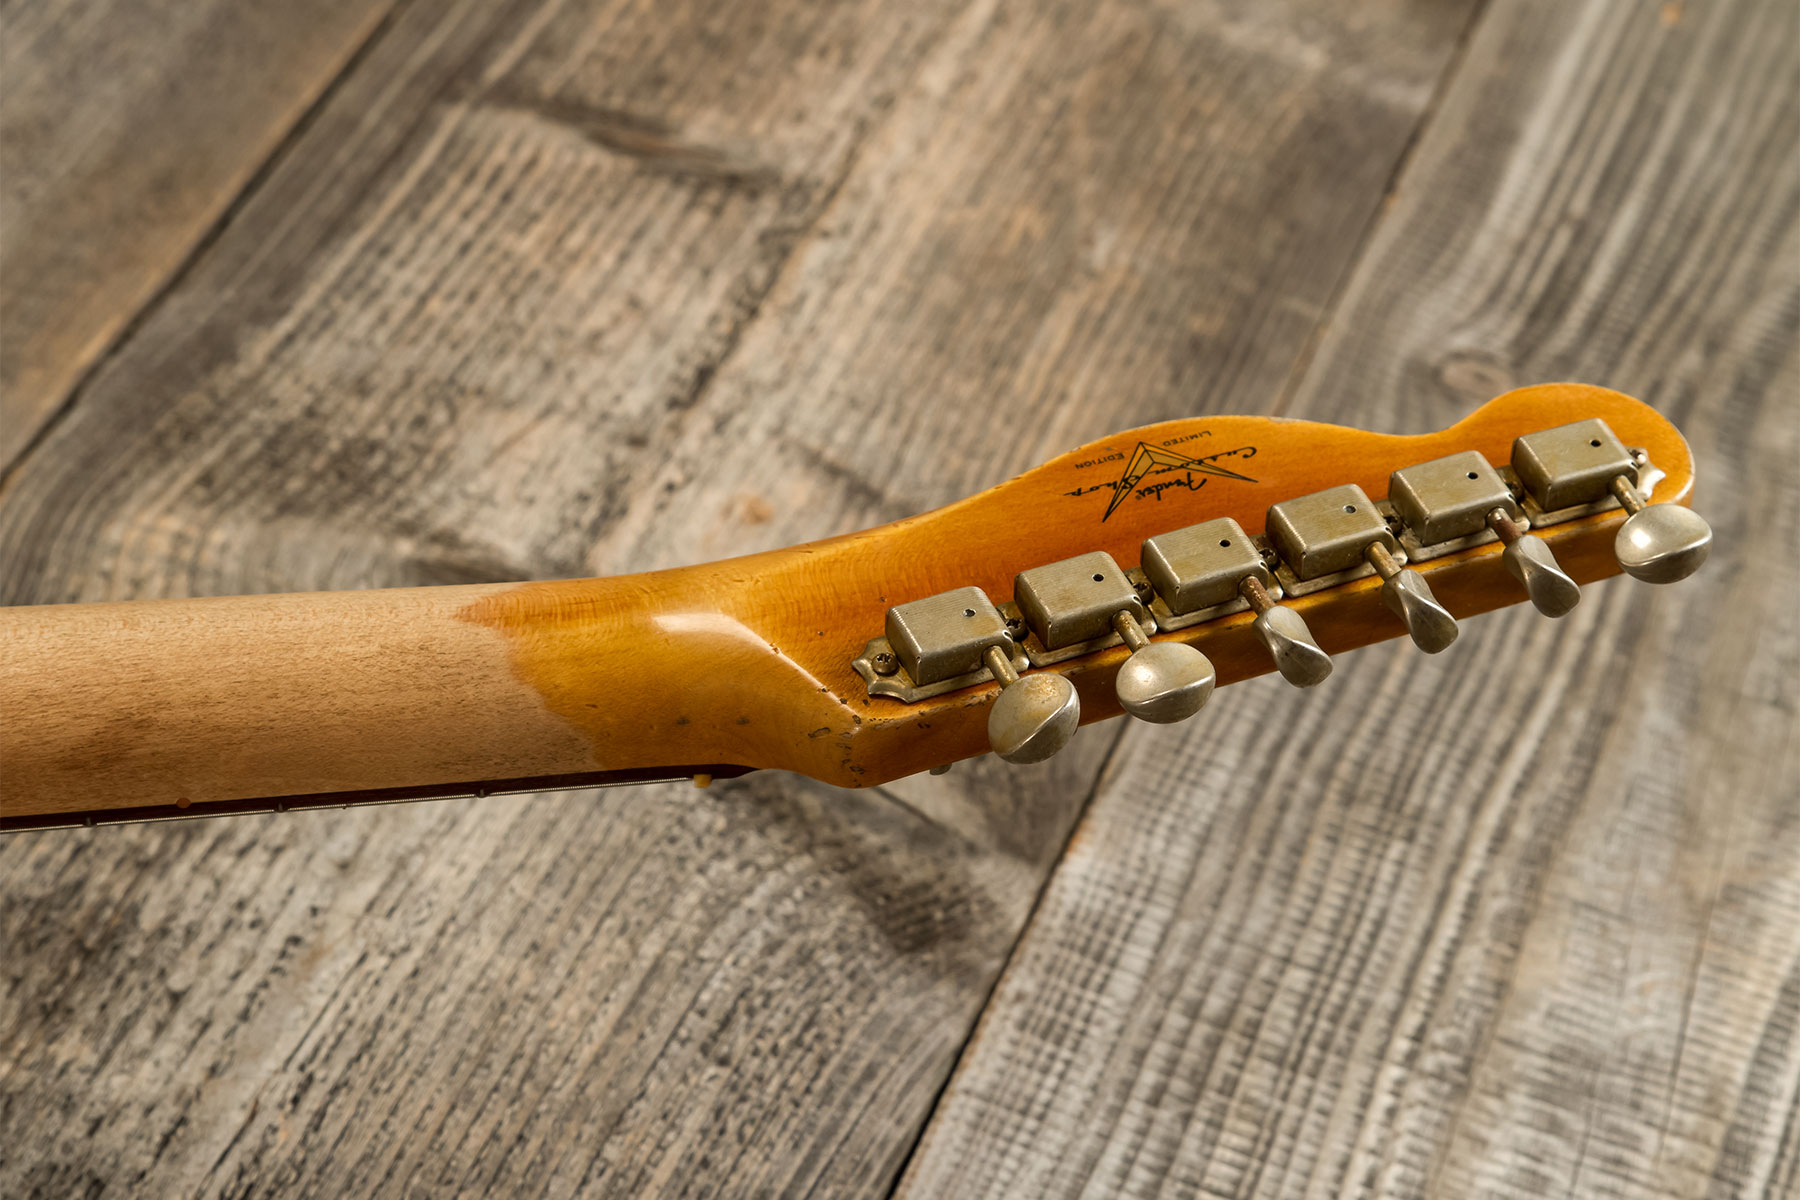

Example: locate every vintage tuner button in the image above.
[1367,542,1459,653]
[1015,551,1214,723]
[1489,508,1580,616]
[982,646,1079,764]
[1240,576,1332,687]
[1267,484,1457,654]
[1110,614,1216,722]
[1511,418,1711,584]
[1610,482,1712,583]
[1389,451,1579,618]
[1141,518,1329,689]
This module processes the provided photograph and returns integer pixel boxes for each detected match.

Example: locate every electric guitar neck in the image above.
[0,383,1710,830]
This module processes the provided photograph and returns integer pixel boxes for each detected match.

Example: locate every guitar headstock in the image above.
[477,383,1706,790]
[828,382,1706,774]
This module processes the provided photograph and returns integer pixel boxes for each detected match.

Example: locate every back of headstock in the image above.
[810,382,1705,781]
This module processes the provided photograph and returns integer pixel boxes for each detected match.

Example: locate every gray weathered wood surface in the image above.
[1,0,1794,1197]
[0,0,396,468]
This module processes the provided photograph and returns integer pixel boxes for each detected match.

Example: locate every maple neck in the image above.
[0,571,798,829]
[0,384,1698,829]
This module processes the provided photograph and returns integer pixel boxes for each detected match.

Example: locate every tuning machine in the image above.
[1511,419,1710,583]
[1389,451,1579,617]
[882,586,1077,763]
[1140,518,1331,687]
[1014,552,1215,724]
[1266,485,1458,653]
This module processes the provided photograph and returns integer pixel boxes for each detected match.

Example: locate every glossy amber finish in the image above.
[0,384,1696,821]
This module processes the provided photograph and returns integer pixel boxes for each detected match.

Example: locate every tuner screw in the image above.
[1610,476,1711,584]
[1487,508,1580,617]
[1238,575,1332,687]
[1110,611,1215,723]
[983,646,1079,764]
[1365,542,1458,653]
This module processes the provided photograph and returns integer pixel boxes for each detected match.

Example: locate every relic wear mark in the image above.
[455,571,873,784]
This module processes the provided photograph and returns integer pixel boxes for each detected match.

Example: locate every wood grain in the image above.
[0,0,396,468]
[899,0,1800,1196]
[0,0,1482,1193]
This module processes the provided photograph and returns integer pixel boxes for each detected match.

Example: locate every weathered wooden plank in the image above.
[0,0,396,469]
[0,774,1083,1196]
[0,0,1480,1193]
[898,0,1800,1196]
[590,0,1483,563]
